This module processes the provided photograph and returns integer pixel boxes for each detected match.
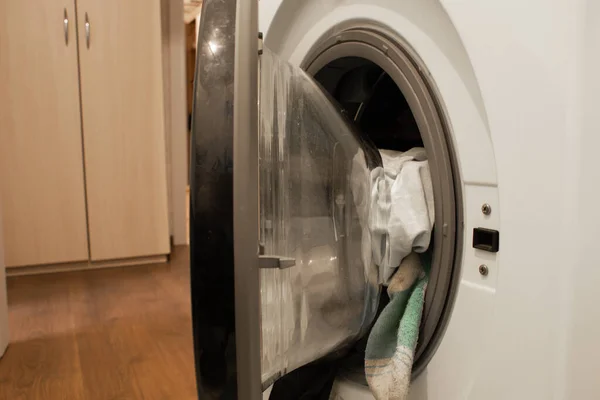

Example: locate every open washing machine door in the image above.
[189,0,382,398]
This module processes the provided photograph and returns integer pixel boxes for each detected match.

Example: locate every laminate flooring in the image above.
[0,246,197,400]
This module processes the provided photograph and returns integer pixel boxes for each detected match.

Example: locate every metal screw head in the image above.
[481,203,492,215]
[479,264,489,276]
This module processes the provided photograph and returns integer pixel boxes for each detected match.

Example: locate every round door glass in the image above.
[258,48,381,384]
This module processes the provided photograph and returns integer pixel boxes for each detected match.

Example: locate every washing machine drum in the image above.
[189,0,381,395]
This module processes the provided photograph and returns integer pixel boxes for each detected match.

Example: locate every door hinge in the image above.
[258,31,263,55]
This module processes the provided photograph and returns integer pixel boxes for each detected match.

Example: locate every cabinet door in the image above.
[0,0,89,267]
[76,0,170,261]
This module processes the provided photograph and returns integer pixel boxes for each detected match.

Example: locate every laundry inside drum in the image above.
[306,54,460,383]
[314,57,424,152]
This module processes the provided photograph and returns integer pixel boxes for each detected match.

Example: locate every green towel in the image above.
[365,252,429,400]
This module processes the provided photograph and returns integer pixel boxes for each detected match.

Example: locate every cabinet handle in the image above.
[85,13,90,48]
[63,8,69,45]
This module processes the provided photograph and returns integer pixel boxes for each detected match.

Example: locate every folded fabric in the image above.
[365,252,429,400]
[370,148,434,284]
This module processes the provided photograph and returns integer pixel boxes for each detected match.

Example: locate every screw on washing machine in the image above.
[478,265,489,276]
[481,203,492,215]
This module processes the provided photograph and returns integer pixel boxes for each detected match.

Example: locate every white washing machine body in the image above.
[256,0,600,399]
[190,0,600,398]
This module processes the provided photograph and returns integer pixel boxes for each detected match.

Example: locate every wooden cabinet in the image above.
[0,0,89,267]
[77,0,169,261]
[0,0,170,269]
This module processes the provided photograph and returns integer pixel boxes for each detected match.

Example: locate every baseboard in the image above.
[6,254,169,277]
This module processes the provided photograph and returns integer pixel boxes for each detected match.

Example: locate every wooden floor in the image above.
[0,246,197,400]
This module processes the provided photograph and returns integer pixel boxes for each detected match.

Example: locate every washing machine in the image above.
[190,0,596,398]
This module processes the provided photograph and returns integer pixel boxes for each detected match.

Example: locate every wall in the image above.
[0,203,9,358]
[163,0,188,246]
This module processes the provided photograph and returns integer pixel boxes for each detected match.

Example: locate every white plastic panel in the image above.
[564,2,600,398]
[441,1,577,398]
